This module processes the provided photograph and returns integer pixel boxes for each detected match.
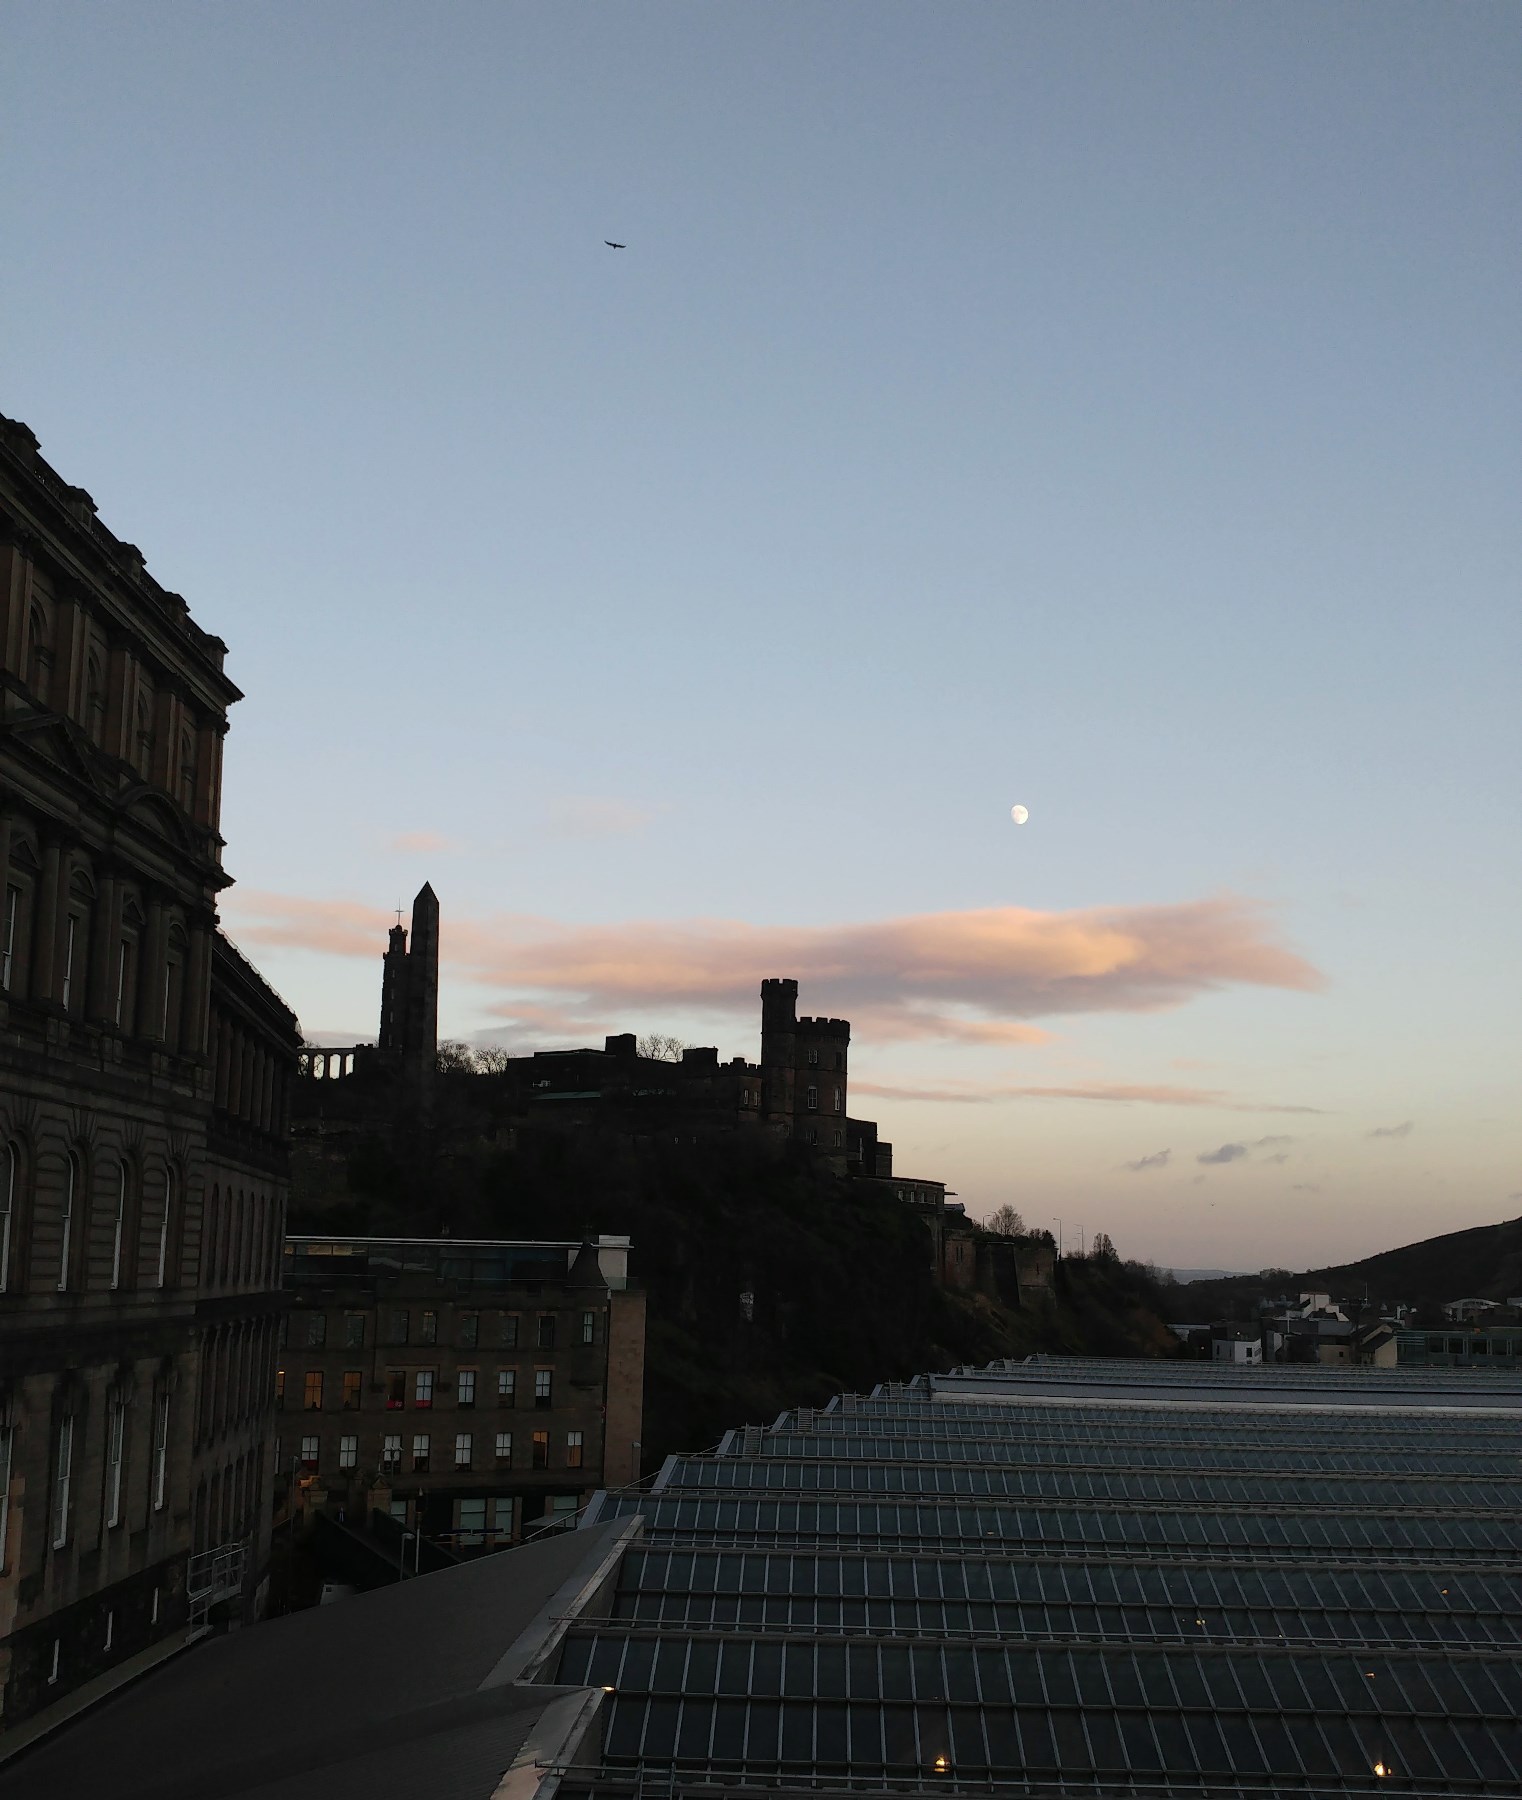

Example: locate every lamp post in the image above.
[1052,1218,1064,1258]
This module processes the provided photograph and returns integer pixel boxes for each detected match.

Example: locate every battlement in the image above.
[799,1015,851,1035]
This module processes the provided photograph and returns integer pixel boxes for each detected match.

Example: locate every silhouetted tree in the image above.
[984,1205,1026,1237]
[638,1034,688,1061]
[1092,1231,1119,1261]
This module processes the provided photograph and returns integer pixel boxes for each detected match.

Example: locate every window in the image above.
[305,1313,327,1348]
[494,1431,513,1465]
[303,1371,323,1411]
[580,1311,596,1346]
[339,1435,358,1470]
[385,1369,406,1409]
[456,1497,486,1546]
[566,1430,584,1469]
[381,1434,401,1473]
[413,1369,435,1408]
[492,1497,513,1538]
[534,1369,552,1408]
[58,1151,81,1291]
[0,1141,16,1293]
[114,936,134,1028]
[459,1312,479,1349]
[110,1164,128,1290]
[536,1314,556,1350]
[807,1048,819,1067]
[411,1434,430,1472]
[52,1416,75,1547]
[833,1088,843,1113]
[343,1313,366,1348]
[104,1610,114,1652]
[454,1432,473,1470]
[1,886,17,990]
[531,1430,549,1469]
[832,1131,843,1148]
[60,913,78,1012]
[457,1369,476,1408]
[156,1169,175,1288]
[48,1640,60,1686]
[299,1436,319,1471]
[419,1311,438,1346]
[384,1309,408,1345]
[152,1394,169,1510]
[105,1400,126,1527]
[275,1367,285,1405]
[498,1313,520,1349]
[341,1372,362,1410]
[497,1369,516,1406]
[0,1426,12,1565]
[805,1086,818,1111]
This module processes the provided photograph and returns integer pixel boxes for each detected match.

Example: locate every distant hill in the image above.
[1160,1216,1522,1322]
[1169,1268,1249,1284]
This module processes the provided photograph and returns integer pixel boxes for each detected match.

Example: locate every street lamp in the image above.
[1051,1218,1064,1257]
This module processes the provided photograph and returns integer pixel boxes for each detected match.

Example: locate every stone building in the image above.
[274,1234,644,1553]
[0,415,297,1735]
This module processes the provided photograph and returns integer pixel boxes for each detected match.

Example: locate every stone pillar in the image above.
[182,923,212,1058]
[87,870,120,1024]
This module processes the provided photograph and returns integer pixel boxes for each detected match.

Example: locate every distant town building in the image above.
[273,1235,644,1559]
[0,416,297,1734]
[1211,1323,1264,1364]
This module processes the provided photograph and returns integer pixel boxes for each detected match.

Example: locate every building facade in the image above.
[275,1235,645,1550]
[0,415,297,1734]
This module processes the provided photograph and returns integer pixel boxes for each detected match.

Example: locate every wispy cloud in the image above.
[1253,1135,1294,1148]
[1123,1149,1172,1172]
[1260,1153,1290,1165]
[542,797,661,840]
[851,1081,1318,1111]
[1368,1121,1414,1140]
[387,831,456,854]
[221,889,1323,1048]
[1198,1143,1248,1165]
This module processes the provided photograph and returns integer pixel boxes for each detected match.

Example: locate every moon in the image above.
[1010,804,1029,825]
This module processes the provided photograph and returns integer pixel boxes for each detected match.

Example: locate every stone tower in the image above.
[377,882,439,1109]
[760,977,799,1127]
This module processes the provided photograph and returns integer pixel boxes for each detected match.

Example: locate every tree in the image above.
[1092,1231,1119,1261]
[436,1040,476,1075]
[638,1034,688,1062]
[472,1045,512,1074]
[984,1205,1026,1237]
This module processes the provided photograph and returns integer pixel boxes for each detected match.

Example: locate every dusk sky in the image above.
[5,4,1517,1271]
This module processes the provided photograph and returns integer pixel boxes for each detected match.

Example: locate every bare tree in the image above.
[637,1034,688,1062]
[436,1040,476,1075]
[983,1205,1026,1237]
[1092,1230,1119,1261]
[472,1045,512,1074]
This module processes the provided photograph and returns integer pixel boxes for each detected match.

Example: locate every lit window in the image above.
[457,1369,476,1408]
[456,1497,486,1546]
[341,1371,362,1410]
[339,1435,358,1470]
[580,1311,596,1346]
[303,1371,323,1410]
[491,1498,513,1537]
[531,1430,549,1469]
[497,1369,516,1406]
[566,1430,584,1469]
[494,1431,513,1464]
[534,1369,552,1408]
[454,1432,472,1470]
[833,1088,842,1113]
[299,1436,319,1470]
[414,1370,434,1408]
[275,1366,286,1404]
[381,1435,401,1472]
[805,1086,818,1111]
[411,1434,430,1472]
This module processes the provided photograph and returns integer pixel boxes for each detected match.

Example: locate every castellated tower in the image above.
[377,882,440,1111]
[759,977,851,1163]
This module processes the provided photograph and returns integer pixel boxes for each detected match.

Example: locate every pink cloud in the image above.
[387,831,456,854]
[221,890,1322,1047]
[852,1080,1321,1112]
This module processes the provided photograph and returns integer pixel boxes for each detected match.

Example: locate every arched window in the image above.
[156,1167,177,1288]
[0,1141,16,1291]
[3,839,40,999]
[58,1151,82,1292]
[61,871,95,1017]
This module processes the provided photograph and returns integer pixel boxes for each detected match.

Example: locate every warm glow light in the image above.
[1374,1763,1389,1778]
[933,1756,949,1773]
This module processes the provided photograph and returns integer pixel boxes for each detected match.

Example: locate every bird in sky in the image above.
[605,240,626,249]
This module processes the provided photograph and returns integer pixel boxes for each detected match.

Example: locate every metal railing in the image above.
[187,1539,248,1638]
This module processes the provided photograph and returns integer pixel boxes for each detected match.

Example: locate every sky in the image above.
[4,3,1518,1271]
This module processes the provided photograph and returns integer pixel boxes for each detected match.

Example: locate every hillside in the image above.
[1164,1214,1522,1323]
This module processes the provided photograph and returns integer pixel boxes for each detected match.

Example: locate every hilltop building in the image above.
[0,415,298,1737]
